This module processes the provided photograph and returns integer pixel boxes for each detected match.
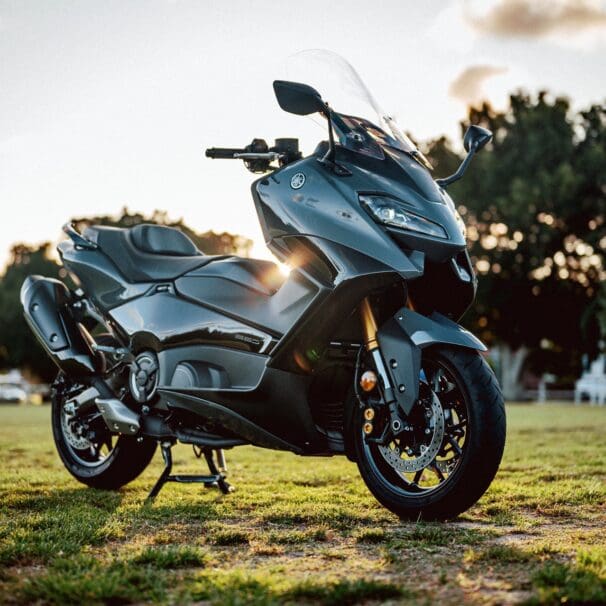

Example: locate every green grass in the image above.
[0,403,604,604]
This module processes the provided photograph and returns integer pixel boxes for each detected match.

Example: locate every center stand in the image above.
[146,441,234,501]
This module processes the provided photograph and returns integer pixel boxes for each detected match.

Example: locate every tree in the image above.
[0,243,63,381]
[425,94,606,399]
[0,209,253,381]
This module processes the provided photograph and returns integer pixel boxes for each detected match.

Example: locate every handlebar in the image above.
[205,138,301,173]
[205,147,246,159]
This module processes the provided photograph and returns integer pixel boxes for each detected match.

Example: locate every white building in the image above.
[575,354,606,406]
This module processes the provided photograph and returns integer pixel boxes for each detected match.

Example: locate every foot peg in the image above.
[146,442,234,501]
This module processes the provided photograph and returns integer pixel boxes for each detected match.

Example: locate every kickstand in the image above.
[146,441,234,502]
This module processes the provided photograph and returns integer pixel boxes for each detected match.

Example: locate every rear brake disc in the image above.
[61,411,91,450]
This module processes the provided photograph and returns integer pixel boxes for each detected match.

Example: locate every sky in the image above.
[1,0,605,266]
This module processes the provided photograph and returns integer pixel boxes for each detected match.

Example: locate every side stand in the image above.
[146,441,234,502]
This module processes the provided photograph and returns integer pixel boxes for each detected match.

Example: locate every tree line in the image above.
[0,92,604,398]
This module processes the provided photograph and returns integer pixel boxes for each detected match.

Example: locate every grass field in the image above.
[0,404,604,605]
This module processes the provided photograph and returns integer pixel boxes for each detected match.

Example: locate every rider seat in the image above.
[84,224,219,282]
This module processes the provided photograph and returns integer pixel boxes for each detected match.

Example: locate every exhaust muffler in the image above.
[20,275,100,377]
[21,276,143,435]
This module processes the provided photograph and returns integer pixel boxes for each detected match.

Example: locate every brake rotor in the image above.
[378,393,445,473]
[61,411,91,450]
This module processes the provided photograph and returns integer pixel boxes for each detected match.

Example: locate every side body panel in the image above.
[58,240,151,310]
[175,267,321,336]
[108,289,275,354]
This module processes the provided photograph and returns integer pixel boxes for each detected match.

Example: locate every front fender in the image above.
[392,309,486,352]
[376,308,486,416]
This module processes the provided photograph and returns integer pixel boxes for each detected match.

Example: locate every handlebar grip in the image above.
[205,147,245,159]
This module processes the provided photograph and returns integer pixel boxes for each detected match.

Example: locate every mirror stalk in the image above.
[325,108,336,165]
[435,144,477,189]
[318,108,351,176]
[436,125,493,188]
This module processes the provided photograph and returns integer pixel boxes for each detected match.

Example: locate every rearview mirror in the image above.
[436,125,494,188]
[463,125,493,153]
[273,80,328,116]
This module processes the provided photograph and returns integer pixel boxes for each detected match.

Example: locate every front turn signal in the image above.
[360,370,378,392]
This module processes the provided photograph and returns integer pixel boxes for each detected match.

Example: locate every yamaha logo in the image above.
[290,172,306,189]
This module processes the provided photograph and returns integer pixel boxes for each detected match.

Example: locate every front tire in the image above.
[354,346,506,520]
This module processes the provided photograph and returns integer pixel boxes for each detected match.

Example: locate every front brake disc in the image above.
[378,393,445,473]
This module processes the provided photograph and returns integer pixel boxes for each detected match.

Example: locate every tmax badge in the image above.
[290,172,306,189]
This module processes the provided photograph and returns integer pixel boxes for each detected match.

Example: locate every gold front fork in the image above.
[359,297,379,351]
[359,297,403,434]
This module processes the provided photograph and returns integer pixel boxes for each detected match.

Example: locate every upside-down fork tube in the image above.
[359,297,379,351]
[359,297,397,408]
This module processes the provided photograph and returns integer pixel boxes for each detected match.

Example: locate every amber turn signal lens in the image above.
[359,370,378,392]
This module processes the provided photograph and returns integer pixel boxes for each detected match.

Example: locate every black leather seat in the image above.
[130,224,199,256]
[84,224,222,282]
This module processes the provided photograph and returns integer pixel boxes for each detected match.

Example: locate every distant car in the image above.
[0,385,28,403]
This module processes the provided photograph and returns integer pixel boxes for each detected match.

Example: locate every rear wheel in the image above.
[354,346,505,520]
[51,336,156,490]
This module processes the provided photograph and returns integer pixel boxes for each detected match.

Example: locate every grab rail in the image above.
[62,223,98,250]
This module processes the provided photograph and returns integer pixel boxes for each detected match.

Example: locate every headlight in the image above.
[359,194,447,239]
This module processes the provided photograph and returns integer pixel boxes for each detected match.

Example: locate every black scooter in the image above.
[21,60,505,520]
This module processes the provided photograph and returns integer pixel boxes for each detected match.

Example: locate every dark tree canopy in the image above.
[0,243,62,381]
[0,209,253,381]
[425,93,605,382]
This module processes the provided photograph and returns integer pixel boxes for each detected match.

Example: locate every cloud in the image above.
[449,65,508,104]
[464,0,606,38]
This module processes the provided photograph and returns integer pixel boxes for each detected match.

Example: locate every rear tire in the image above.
[354,346,506,520]
[51,335,156,490]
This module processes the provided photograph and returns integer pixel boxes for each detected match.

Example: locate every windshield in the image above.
[286,50,432,168]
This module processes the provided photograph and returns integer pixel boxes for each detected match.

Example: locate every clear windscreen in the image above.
[285,50,432,168]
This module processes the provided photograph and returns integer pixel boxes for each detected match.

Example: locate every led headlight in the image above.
[359,195,447,239]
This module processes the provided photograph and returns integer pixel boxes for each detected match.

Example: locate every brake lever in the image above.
[233,152,285,161]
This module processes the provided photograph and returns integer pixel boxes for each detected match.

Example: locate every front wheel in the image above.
[354,346,506,520]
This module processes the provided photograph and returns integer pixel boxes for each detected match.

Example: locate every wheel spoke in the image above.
[448,422,467,432]
[448,436,463,456]
[430,461,446,482]
[413,470,423,485]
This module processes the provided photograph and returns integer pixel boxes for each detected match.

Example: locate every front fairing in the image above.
[253,145,467,280]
